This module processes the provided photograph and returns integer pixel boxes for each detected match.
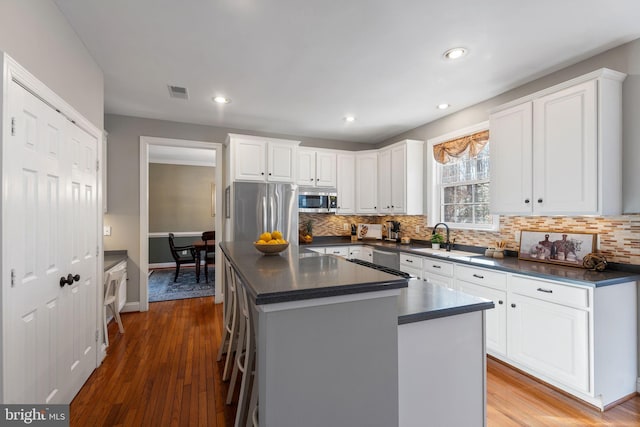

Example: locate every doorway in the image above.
[139,137,223,311]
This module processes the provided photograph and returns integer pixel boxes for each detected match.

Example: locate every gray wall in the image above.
[0,0,104,129]
[104,114,371,303]
[378,38,640,214]
[149,163,215,233]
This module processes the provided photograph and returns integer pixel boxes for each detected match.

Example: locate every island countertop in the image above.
[220,242,408,305]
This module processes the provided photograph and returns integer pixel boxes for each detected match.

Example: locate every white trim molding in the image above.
[140,136,224,311]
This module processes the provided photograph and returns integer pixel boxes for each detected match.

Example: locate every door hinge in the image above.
[95,330,99,342]
[96,246,99,257]
[96,160,100,172]
[10,269,15,287]
[11,117,16,136]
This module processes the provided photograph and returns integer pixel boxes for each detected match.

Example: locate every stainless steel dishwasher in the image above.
[372,248,400,270]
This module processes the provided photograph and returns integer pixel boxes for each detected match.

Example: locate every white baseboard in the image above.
[122,301,140,313]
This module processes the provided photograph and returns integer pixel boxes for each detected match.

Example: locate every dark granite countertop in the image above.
[397,279,495,325]
[302,237,640,287]
[104,250,127,271]
[220,242,408,305]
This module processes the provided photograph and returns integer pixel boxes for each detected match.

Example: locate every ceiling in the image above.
[54,0,640,144]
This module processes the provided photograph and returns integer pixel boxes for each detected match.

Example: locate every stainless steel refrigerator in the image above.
[232,182,298,244]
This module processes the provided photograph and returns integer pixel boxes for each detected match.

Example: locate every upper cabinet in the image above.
[227,134,299,183]
[296,148,337,187]
[355,151,378,214]
[377,140,424,215]
[490,69,626,215]
[336,153,356,214]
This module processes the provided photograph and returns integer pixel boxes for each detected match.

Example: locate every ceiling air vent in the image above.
[168,85,189,100]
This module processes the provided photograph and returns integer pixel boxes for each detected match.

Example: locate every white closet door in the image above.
[4,80,98,403]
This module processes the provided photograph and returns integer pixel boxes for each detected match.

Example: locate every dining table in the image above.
[192,240,215,282]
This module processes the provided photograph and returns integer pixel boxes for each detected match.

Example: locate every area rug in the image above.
[148,267,215,302]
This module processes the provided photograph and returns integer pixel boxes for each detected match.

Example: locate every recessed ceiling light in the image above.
[437,103,450,110]
[443,47,467,60]
[213,96,231,104]
[344,116,356,122]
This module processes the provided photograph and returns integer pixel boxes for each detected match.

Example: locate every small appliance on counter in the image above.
[384,220,401,242]
[357,223,382,240]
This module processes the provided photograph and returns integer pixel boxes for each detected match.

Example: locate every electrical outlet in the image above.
[103,225,112,236]
[514,231,520,243]
[343,223,349,231]
[415,226,420,233]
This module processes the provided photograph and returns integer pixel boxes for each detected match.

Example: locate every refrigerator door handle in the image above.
[269,193,277,232]
[262,195,268,233]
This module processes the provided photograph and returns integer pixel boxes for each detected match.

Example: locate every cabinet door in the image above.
[267,142,295,182]
[326,246,349,258]
[356,153,378,214]
[377,149,392,214]
[348,246,360,260]
[316,151,337,187]
[337,154,355,214]
[390,144,406,213]
[489,102,533,214]
[358,246,373,262]
[296,148,316,186]
[400,265,422,279]
[423,272,454,290]
[533,80,597,214]
[507,293,589,393]
[307,247,326,254]
[458,281,507,356]
[235,139,267,181]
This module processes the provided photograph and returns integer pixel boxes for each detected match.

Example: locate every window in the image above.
[427,122,499,231]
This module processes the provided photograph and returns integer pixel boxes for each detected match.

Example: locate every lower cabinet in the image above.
[454,267,636,409]
[325,246,350,258]
[457,280,507,356]
[507,291,589,393]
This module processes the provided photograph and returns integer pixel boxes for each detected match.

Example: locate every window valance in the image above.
[432,130,489,164]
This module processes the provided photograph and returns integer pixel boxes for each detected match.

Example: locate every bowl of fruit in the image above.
[254,231,289,255]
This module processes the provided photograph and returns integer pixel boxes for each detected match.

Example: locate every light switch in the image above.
[103,225,112,236]
[343,223,349,231]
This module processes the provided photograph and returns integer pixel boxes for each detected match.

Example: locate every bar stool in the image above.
[216,256,233,362]
[226,269,255,427]
[221,257,238,381]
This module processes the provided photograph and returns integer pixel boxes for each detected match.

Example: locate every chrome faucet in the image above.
[432,222,452,251]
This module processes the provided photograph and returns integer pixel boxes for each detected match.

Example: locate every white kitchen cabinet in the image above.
[455,264,507,355]
[377,140,423,215]
[490,69,625,215]
[350,245,373,262]
[227,134,299,183]
[296,148,337,187]
[423,258,454,290]
[399,253,423,279]
[458,280,507,356]
[507,289,589,393]
[307,247,326,254]
[355,151,378,214]
[336,153,355,214]
[325,246,349,258]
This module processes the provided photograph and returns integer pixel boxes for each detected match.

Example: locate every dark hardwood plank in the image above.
[71,298,639,426]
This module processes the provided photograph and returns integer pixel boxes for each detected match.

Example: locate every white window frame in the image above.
[426,121,499,231]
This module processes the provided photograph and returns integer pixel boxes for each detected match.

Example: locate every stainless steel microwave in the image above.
[298,190,338,213]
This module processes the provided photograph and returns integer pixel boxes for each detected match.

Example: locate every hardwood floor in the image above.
[71,297,640,426]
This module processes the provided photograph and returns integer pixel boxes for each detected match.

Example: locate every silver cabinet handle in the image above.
[537,288,553,293]
[473,274,484,279]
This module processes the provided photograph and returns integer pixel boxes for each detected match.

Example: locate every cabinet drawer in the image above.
[510,275,589,309]
[423,258,453,277]
[400,253,423,269]
[455,265,506,291]
[326,246,349,258]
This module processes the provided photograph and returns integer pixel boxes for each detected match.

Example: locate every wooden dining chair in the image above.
[201,230,215,283]
[168,232,197,282]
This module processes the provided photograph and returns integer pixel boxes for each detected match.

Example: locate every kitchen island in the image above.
[220,242,493,427]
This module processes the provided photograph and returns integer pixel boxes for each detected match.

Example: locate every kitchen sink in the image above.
[410,248,482,259]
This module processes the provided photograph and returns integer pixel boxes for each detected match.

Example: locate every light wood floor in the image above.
[71,297,640,426]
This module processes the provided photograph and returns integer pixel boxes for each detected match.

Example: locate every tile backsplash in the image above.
[299,213,640,265]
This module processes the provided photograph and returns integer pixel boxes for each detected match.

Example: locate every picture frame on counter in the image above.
[518,230,596,268]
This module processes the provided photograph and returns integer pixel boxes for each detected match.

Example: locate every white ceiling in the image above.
[54,0,640,144]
